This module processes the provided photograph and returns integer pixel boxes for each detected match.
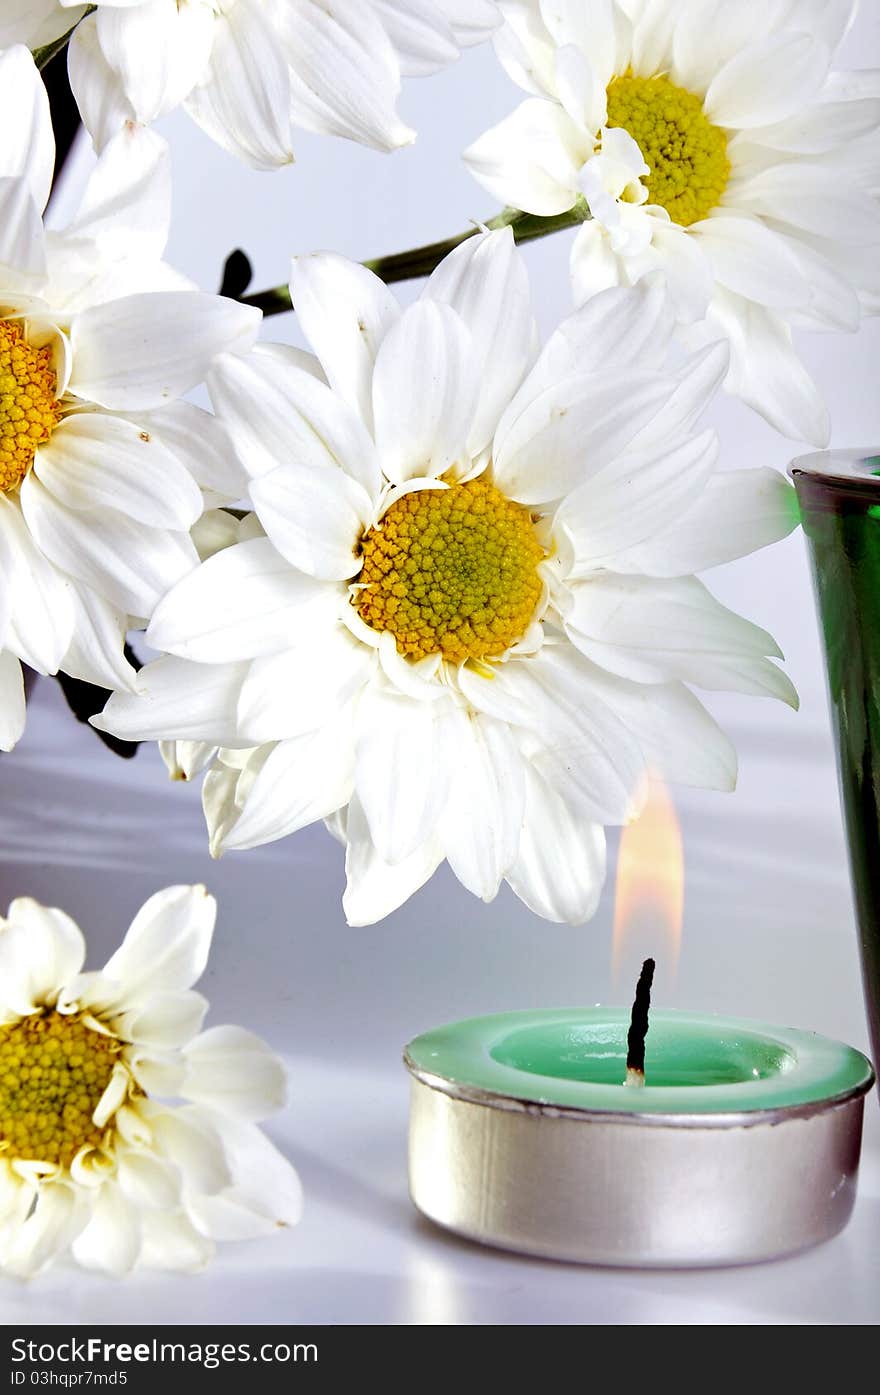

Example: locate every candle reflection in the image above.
[612,772,684,990]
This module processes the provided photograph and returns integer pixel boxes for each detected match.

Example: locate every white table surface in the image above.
[3,5,880,1324]
[0,677,878,1327]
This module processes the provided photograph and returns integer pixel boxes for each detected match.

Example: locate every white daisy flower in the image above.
[0,46,259,752]
[34,0,506,168]
[0,885,302,1278]
[96,229,800,927]
[464,0,880,445]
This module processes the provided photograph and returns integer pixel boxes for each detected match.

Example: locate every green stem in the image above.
[33,6,96,71]
[239,203,590,317]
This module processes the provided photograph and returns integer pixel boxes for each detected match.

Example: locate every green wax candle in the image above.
[406,1008,873,1116]
[405,1010,874,1265]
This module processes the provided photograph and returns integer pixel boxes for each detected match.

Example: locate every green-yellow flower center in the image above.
[355,479,545,664]
[0,318,61,495]
[0,1012,119,1169]
[605,73,730,225]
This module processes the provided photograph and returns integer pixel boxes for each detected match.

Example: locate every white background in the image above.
[1,3,879,1324]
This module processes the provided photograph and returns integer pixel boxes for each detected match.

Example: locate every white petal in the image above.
[355,687,452,864]
[0,1,82,49]
[42,242,192,316]
[182,1026,286,1122]
[541,0,619,80]
[790,0,857,52]
[563,573,786,689]
[611,467,800,577]
[343,795,443,925]
[60,582,136,693]
[0,651,25,752]
[289,254,400,437]
[556,429,719,573]
[555,41,606,131]
[236,629,373,742]
[0,174,46,284]
[184,0,293,170]
[572,664,739,793]
[96,0,213,124]
[1,1182,84,1278]
[0,518,11,644]
[626,341,729,449]
[778,233,861,333]
[463,98,587,216]
[705,33,830,129]
[370,0,458,76]
[131,400,247,503]
[746,95,880,155]
[471,646,646,825]
[102,885,215,1006]
[117,1150,182,1210]
[1,897,86,1008]
[433,0,500,46]
[494,371,680,507]
[507,766,607,924]
[20,471,198,619]
[209,346,381,496]
[114,1106,162,1153]
[64,124,172,266]
[126,1050,186,1101]
[184,1113,302,1239]
[643,219,714,323]
[0,45,54,213]
[34,412,202,529]
[691,212,808,311]
[489,0,558,96]
[69,293,260,412]
[71,1183,140,1277]
[90,1061,129,1130]
[439,711,525,901]
[372,301,479,483]
[160,738,218,782]
[94,657,248,745]
[250,461,371,580]
[137,1208,214,1271]
[0,493,74,674]
[202,756,249,859]
[279,0,413,152]
[570,219,623,303]
[121,991,209,1051]
[148,537,339,663]
[151,1107,232,1195]
[731,162,878,244]
[68,13,136,151]
[709,289,830,445]
[672,0,786,93]
[221,720,355,852]
[423,228,537,455]
[190,508,244,562]
[525,275,674,386]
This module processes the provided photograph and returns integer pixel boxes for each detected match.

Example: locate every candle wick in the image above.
[624,957,655,1088]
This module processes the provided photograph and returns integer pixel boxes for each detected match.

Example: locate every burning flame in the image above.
[612,772,684,988]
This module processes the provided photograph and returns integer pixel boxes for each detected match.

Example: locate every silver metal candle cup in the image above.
[405,1014,875,1268]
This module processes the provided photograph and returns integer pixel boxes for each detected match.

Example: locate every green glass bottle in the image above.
[792,452,880,1074]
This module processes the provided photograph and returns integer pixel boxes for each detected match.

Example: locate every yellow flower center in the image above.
[0,318,61,496]
[605,73,730,225]
[355,479,544,664]
[0,1012,119,1169]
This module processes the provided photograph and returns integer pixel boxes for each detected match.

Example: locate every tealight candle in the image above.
[405,1006,874,1267]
